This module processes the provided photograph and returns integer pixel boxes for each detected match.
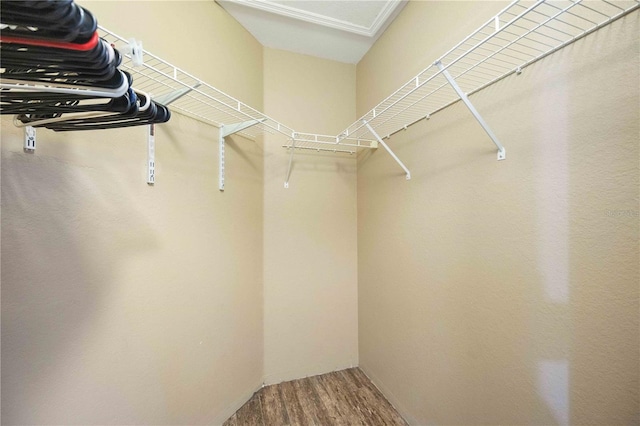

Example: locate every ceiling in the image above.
[216,0,407,64]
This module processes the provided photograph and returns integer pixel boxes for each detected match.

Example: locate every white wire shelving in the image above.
[334,0,639,175]
[97,0,638,185]
[98,27,375,154]
[99,26,376,188]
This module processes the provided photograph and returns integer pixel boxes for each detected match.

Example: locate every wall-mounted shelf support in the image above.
[364,121,411,180]
[123,38,144,67]
[283,132,376,187]
[153,84,201,106]
[282,133,376,154]
[147,124,155,185]
[97,0,638,188]
[284,134,297,189]
[219,119,266,191]
[436,61,506,160]
[24,126,36,153]
[145,84,201,185]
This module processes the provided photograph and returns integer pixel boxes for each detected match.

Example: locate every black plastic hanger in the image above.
[1,0,172,130]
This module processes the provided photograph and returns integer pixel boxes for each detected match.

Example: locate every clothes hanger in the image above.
[3,86,137,116]
[0,69,131,98]
[16,87,138,126]
[0,0,172,130]
[0,69,129,110]
[1,39,119,83]
[12,89,152,126]
[42,102,170,131]
[1,2,96,44]
[0,31,99,51]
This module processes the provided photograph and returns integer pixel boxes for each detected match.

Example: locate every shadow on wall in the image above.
[286,152,357,175]
[226,137,263,174]
[1,124,161,422]
[3,112,267,424]
[265,147,357,187]
[357,15,638,426]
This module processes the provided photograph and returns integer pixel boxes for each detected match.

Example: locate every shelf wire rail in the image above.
[98,26,375,154]
[97,0,638,183]
[339,0,639,166]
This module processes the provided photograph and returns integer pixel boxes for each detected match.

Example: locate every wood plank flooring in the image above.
[223,368,407,426]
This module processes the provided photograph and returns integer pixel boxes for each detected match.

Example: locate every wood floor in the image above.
[223,368,407,426]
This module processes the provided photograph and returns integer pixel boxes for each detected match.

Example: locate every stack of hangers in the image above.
[0,0,170,131]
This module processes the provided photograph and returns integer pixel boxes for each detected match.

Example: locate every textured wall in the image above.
[1,2,264,424]
[263,48,359,384]
[356,1,639,425]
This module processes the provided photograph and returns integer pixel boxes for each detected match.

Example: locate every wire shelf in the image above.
[99,26,375,151]
[283,133,376,155]
[99,0,638,153]
[99,26,292,141]
[341,0,639,142]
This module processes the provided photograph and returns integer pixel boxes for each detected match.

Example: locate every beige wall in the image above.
[1,2,264,424]
[3,1,637,424]
[357,1,639,425]
[262,48,359,384]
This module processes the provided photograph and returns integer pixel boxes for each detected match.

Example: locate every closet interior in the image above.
[2,0,638,424]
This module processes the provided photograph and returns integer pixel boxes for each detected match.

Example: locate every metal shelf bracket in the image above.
[24,126,36,153]
[143,84,201,185]
[364,121,411,180]
[153,83,201,106]
[219,119,265,191]
[96,0,639,188]
[284,133,297,189]
[147,124,155,185]
[436,61,506,161]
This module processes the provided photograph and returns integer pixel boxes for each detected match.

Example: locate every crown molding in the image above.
[218,0,404,37]
[369,0,405,36]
